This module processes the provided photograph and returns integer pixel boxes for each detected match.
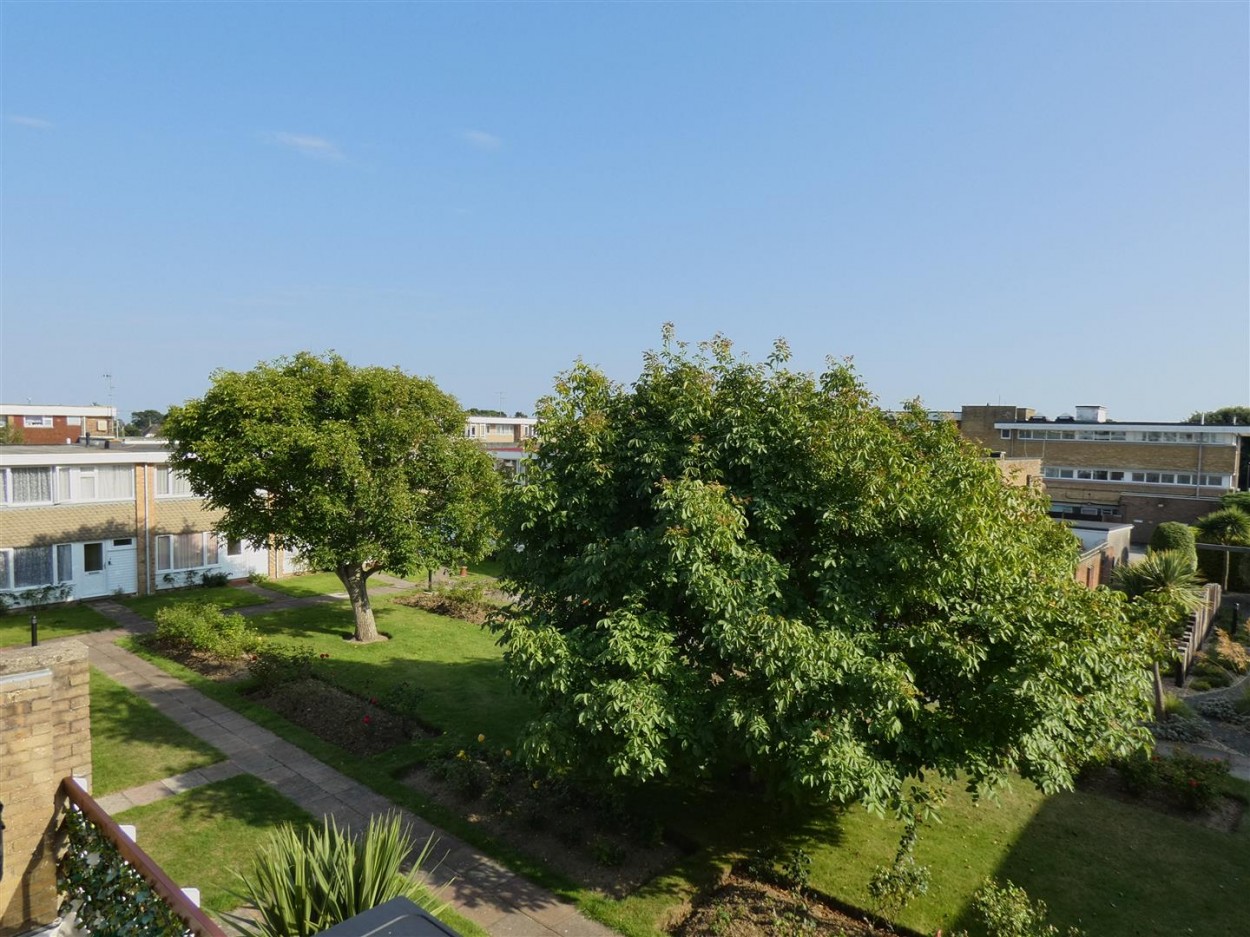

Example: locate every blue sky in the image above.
[2,2,1247,423]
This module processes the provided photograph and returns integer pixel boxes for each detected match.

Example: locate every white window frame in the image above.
[0,543,72,590]
[22,415,53,428]
[155,532,222,572]
[155,466,195,498]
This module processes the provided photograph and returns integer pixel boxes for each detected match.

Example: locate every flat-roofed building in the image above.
[959,404,1249,542]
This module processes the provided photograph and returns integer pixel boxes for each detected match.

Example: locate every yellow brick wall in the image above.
[0,641,91,936]
[150,498,226,535]
[0,502,135,548]
[1004,439,1237,474]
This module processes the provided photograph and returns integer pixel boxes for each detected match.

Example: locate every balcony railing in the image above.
[57,776,226,937]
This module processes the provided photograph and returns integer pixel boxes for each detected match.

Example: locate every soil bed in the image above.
[672,874,892,937]
[141,638,252,681]
[249,677,424,757]
[404,764,681,896]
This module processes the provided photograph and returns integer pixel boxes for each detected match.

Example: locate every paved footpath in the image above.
[78,600,617,937]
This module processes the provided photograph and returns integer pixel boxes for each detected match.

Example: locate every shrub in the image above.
[1190,656,1233,687]
[1211,630,1249,674]
[1149,522,1197,568]
[154,601,262,658]
[247,571,272,586]
[226,813,445,937]
[966,879,1083,937]
[1162,693,1194,719]
[444,751,490,801]
[201,570,231,588]
[590,835,627,868]
[1192,697,1250,727]
[1115,749,1229,812]
[248,645,316,690]
[378,680,426,732]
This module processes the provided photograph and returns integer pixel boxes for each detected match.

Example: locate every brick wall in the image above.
[150,497,225,536]
[0,641,91,936]
[0,502,135,547]
[1004,439,1237,474]
[1119,494,1224,545]
[9,417,115,445]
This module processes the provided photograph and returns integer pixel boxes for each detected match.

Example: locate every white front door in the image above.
[78,541,109,598]
[106,539,138,596]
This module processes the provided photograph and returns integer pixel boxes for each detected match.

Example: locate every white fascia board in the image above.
[465,415,537,426]
[994,422,1248,436]
[0,404,117,418]
[0,449,171,467]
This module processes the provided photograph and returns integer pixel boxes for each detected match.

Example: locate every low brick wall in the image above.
[0,641,91,936]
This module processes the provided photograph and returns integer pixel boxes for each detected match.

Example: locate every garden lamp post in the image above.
[30,614,38,647]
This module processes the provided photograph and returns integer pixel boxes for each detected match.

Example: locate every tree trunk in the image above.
[338,563,381,642]
[1223,550,1231,592]
[1152,662,1166,721]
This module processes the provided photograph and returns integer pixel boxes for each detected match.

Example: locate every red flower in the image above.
[369,697,378,705]
[363,715,372,725]
[1188,779,1198,787]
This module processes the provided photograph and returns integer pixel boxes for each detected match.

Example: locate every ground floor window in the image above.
[0,543,73,589]
[155,532,221,571]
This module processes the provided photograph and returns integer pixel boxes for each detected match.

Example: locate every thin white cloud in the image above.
[267,132,344,160]
[8,115,54,129]
[463,129,502,151]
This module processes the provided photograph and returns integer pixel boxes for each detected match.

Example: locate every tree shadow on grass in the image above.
[947,787,1250,937]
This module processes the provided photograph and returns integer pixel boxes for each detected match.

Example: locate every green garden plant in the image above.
[164,352,502,643]
[499,329,1152,813]
[154,601,262,659]
[962,879,1083,937]
[1147,522,1197,569]
[226,813,446,937]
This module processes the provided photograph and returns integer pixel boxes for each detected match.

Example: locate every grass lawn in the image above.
[259,571,349,597]
[776,775,1250,937]
[123,586,268,620]
[115,774,487,935]
[241,595,531,744]
[126,593,1250,937]
[0,603,116,648]
[91,669,224,795]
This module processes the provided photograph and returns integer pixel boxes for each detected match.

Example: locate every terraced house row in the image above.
[0,442,283,605]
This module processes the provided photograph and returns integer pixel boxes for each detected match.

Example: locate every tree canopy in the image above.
[164,352,501,642]
[1184,406,1250,425]
[497,331,1151,811]
[126,409,166,436]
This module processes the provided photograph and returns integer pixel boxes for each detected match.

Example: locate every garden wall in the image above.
[0,640,91,936]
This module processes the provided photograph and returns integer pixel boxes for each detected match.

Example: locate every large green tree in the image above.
[496,331,1152,811]
[165,352,501,642]
[1184,406,1250,425]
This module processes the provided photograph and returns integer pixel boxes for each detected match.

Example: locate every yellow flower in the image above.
[477,733,486,743]
[531,780,540,790]
[456,750,467,760]
[505,749,512,758]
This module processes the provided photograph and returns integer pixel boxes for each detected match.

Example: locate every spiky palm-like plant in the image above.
[226,813,446,937]
[1195,508,1250,590]
[1111,550,1206,719]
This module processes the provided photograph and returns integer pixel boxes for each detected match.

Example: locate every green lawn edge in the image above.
[90,668,225,795]
[115,638,624,928]
[112,773,486,936]
[0,602,116,648]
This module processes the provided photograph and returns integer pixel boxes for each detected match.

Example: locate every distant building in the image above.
[959,404,1250,542]
[464,414,536,476]
[0,404,118,444]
